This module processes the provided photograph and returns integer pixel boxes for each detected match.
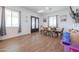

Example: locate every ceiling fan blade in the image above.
[70,6,75,15]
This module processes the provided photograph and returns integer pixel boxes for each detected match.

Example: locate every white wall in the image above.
[0,7,2,29]
[42,7,79,31]
[0,6,42,40]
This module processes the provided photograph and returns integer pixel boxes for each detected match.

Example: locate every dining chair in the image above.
[40,26,44,34]
[43,27,48,36]
[60,28,64,39]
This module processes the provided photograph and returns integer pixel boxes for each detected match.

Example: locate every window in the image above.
[5,9,11,27]
[48,16,57,27]
[5,8,19,27]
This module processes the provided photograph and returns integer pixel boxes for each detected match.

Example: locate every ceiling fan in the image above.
[70,6,79,23]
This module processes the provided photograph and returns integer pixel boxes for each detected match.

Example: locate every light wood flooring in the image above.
[0,32,64,52]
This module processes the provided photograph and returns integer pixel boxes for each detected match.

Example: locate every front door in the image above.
[31,16,39,33]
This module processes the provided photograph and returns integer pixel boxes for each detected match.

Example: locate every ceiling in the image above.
[24,6,68,14]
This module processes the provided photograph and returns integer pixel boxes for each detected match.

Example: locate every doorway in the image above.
[31,16,39,33]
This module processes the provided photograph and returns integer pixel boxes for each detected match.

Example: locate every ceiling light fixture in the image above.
[37,7,52,13]
[37,10,44,13]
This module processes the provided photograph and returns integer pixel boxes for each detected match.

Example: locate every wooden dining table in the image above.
[46,28,62,37]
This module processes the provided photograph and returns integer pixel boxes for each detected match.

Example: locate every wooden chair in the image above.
[40,26,44,34]
[60,28,64,39]
[43,27,48,36]
[50,27,56,37]
[52,27,64,38]
[47,27,52,37]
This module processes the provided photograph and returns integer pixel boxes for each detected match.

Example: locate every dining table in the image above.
[46,28,63,37]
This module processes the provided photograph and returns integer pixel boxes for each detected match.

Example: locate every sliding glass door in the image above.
[31,16,39,33]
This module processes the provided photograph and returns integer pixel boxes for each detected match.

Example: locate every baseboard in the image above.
[0,33,31,40]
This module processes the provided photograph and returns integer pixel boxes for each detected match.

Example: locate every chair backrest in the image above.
[60,28,64,39]
[61,28,64,32]
[51,27,56,31]
[61,28,64,35]
[44,27,48,31]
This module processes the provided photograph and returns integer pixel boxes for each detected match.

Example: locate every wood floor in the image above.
[0,32,64,52]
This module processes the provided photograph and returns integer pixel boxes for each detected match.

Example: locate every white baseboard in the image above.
[0,32,31,40]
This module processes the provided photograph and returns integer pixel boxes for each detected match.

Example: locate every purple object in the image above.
[69,44,79,52]
[61,40,79,52]
[62,32,71,45]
